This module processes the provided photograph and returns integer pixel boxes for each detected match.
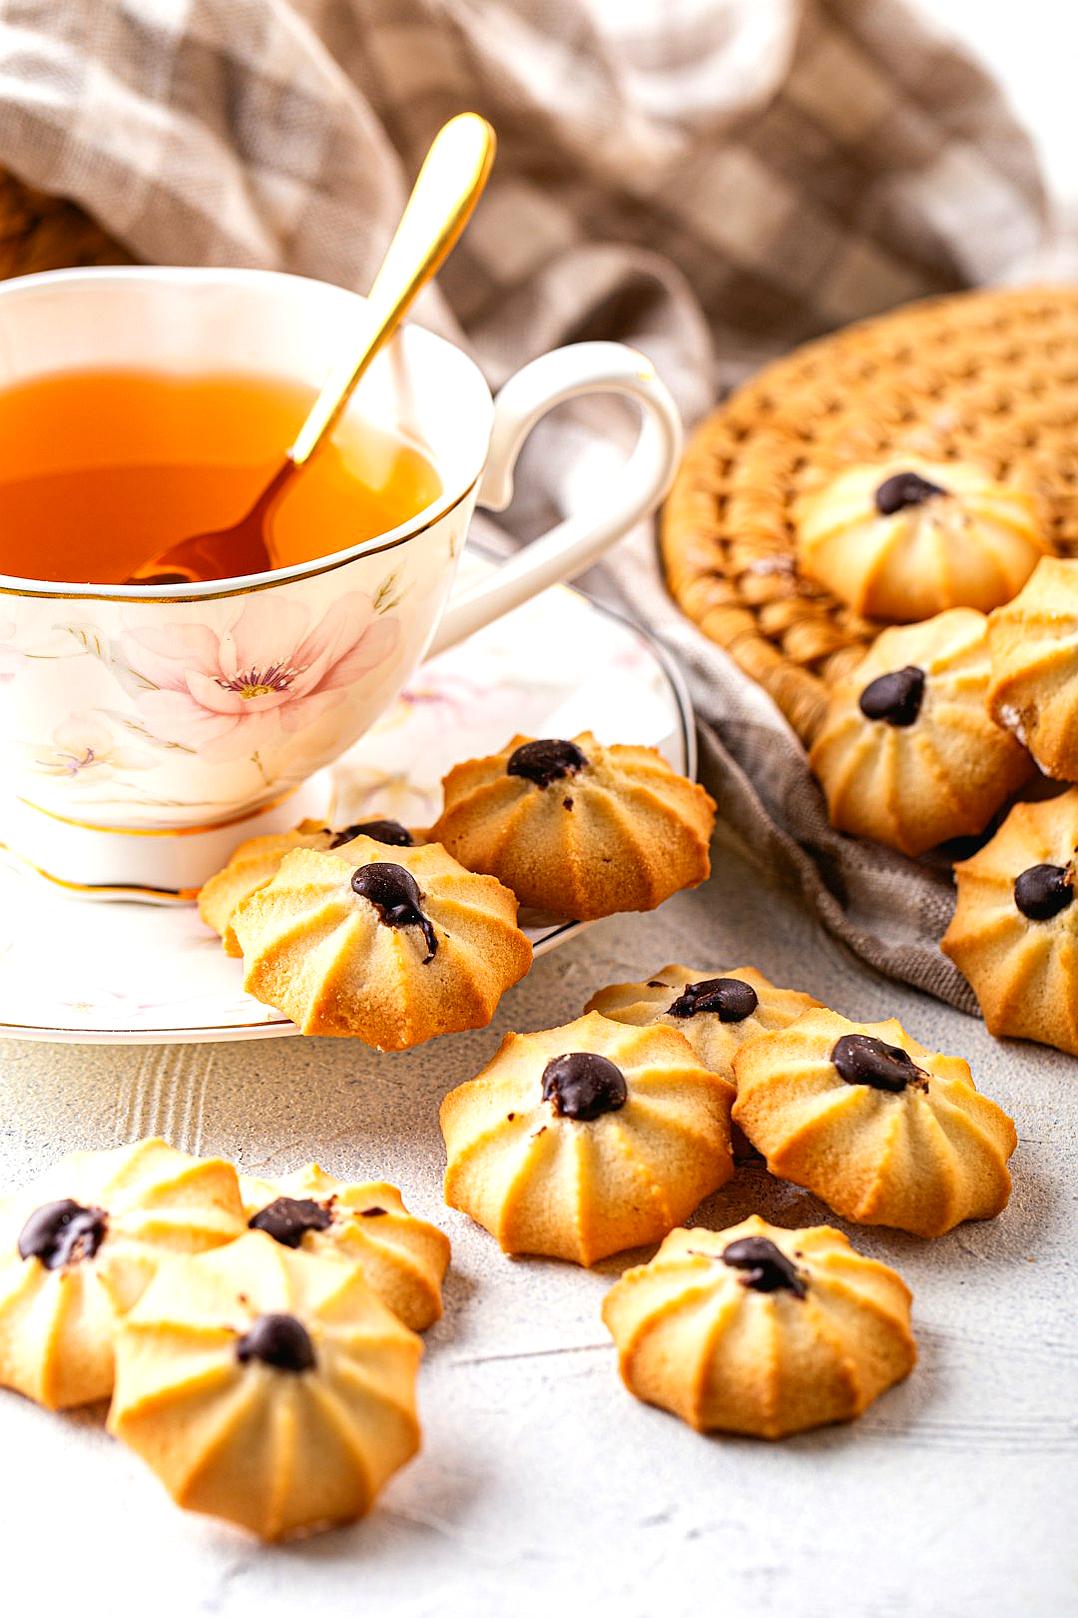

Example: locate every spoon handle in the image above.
[289,112,496,468]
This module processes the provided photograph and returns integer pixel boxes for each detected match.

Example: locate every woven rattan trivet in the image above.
[662,285,1078,746]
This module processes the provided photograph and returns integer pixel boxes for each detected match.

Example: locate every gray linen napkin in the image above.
[0,0,1055,1011]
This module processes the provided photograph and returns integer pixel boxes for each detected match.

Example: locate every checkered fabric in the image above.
[0,0,1054,1009]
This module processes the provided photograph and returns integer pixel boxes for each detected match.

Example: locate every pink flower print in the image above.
[27,714,154,782]
[120,593,400,761]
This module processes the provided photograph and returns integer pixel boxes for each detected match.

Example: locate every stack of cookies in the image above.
[197,731,717,1052]
[0,1139,450,1540]
[802,509,1078,1058]
[661,285,1078,1058]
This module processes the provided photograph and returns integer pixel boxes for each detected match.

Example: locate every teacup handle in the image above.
[429,341,682,655]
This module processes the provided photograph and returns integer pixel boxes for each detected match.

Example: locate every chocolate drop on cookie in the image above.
[18,1199,108,1270]
[330,819,414,850]
[721,1236,807,1298]
[507,738,587,788]
[236,1312,316,1373]
[248,1196,332,1249]
[351,862,438,961]
[667,976,759,1022]
[874,470,946,516]
[858,665,925,727]
[541,1051,628,1121]
[831,1033,924,1093]
[1014,862,1074,921]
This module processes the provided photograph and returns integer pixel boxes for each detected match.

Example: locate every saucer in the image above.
[0,552,695,1043]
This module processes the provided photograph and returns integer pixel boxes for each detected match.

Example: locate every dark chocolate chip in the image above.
[832,1033,925,1093]
[18,1199,107,1270]
[722,1236,806,1297]
[330,819,414,850]
[541,1051,628,1121]
[351,862,437,961]
[1014,863,1074,921]
[858,665,925,727]
[236,1312,316,1373]
[667,976,759,1022]
[248,1196,332,1249]
[360,1206,387,1218]
[507,738,587,788]
[874,470,946,516]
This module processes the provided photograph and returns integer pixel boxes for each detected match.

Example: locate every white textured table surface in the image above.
[1,822,1074,1618]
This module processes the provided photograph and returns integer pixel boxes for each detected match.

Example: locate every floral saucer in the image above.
[0,555,694,1043]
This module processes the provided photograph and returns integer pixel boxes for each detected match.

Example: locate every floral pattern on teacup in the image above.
[0,516,453,823]
[26,713,156,783]
[119,593,400,761]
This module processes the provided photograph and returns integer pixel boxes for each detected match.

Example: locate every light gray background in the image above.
[1,818,1073,1618]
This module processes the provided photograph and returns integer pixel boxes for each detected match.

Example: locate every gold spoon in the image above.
[128,113,496,586]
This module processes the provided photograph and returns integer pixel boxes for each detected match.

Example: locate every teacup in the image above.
[0,266,681,897]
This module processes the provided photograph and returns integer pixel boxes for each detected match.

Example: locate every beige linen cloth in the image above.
[0,0,1057,1012]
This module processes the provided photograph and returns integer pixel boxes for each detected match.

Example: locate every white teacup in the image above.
[0,267,681,897]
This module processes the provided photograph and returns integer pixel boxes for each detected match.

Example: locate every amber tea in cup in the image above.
[0,368,441,585]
